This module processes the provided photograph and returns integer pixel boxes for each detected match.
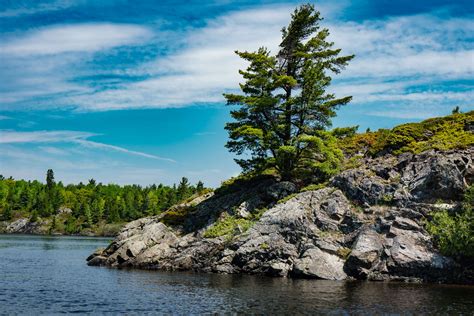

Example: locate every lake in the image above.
[1,234,473,315]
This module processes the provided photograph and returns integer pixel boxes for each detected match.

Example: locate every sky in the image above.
[0,0,473,187]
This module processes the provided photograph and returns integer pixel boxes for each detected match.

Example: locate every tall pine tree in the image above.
[224,4,353,181]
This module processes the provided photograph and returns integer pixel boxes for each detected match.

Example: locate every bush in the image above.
[160,205,195,226]
[203,214,253,238]
[426,186,474,258]
[339,111,474,157]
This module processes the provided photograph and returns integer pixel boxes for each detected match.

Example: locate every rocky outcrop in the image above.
[3,218,47,234]
[87,148,473,284]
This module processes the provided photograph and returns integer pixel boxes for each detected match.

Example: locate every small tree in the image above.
[46,169,55,190]
[2,205,12,221]
[224,4,353,181]
[196,181,204,193]
[177,177,190,200]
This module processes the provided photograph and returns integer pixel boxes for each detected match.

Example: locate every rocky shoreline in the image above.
[0,217,121,237]
[87,148,473,284]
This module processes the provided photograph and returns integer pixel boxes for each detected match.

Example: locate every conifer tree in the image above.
[224,4,353,180]
[46,169,55,190]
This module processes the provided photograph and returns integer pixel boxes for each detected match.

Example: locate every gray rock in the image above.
[86,148,474,284]
[293,247,347,280]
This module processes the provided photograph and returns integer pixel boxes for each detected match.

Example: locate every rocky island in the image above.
[88,112,474,284]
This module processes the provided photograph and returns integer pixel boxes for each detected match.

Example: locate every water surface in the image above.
[1,234,473,314]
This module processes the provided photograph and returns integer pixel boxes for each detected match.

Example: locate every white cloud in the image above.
[65,8,473,114]
[74,139,175,162]
[39,146,71,156]
[0,130,95,143]
[0,23,152,56]
[0,5,472,118]
[0,130,174,162]
[0,0,78,18]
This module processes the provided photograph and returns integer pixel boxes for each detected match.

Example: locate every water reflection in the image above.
[1,234,473,314]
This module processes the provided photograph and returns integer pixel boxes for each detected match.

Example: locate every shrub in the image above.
[203,214,253,238]
[160,205,195,226]
[338,111,474,157]
[426,186,474,258]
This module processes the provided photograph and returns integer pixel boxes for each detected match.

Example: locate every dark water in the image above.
[1,235,473,315]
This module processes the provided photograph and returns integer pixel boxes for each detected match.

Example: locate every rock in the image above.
[57,207,72,214]
[6,218,43,234]
[400,150,472,202]
[293,247,347,280]
[392,217,420,231]
[6,218,29,233]
[86,148,474,284]
[264,181,297,201]
[345,227,384,277]
[234,201,251,219]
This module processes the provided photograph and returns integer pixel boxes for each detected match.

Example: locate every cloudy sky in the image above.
[0,0,473,187]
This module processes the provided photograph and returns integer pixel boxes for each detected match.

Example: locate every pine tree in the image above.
[2,205,12,221]
[224,4,353,181]
[177,177,190,201]
[46,169,55,190]
[196,181,204,193]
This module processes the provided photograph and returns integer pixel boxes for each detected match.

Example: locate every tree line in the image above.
[0,169,206,227]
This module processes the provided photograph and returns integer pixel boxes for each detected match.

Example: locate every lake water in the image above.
[1,234,473,315]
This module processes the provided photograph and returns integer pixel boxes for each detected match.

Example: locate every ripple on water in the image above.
[0,234,473,314]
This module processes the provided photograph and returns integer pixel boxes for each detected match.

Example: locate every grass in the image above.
[301,182,328,192]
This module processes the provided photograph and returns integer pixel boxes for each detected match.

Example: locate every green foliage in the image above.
[2,205,12,221]
[260,242,269,250]
[426,186,474,258]
[224,4,353,181]
[342,155,363,170]
[300,182,328,192]
[380,194,394,205]
[29,210,38,223]
[277,193,298,204]
[203,207,268,239]
[202,214,254,239]
[339,111,474,157]
[49,216,57,235]
[337,247,351,259]
[0,169,207,235]
[160,205,195,227]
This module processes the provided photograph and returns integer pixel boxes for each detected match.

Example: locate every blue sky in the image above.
[0,0,473,187]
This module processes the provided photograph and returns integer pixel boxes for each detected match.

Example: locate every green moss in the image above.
[260,242,269,250]
[301,182,328,192]
[380,194,394,205]
[337,247,351,259]
[277,193,297,204]
[203,214,254,238]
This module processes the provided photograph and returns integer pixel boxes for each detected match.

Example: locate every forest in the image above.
[0,169,206,234]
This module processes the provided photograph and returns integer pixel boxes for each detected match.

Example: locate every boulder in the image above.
[293,247,347,280]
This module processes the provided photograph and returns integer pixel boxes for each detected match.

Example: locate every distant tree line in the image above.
[0,169,206,227]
